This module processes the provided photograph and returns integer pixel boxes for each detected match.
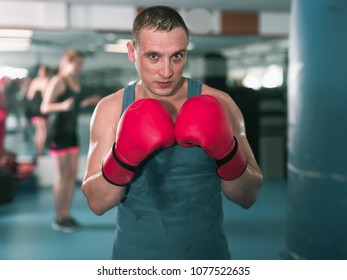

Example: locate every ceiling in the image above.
[35,0,291,12]
[0,0,292,86]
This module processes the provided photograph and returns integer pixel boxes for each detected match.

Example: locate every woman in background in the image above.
[41,49,100,232]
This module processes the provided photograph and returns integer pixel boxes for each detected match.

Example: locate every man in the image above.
[82,6,263,259]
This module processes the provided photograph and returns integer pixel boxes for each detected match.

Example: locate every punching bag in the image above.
[287,0,347,259]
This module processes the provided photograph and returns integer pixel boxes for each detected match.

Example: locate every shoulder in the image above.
[91,88,124,126]
[38,76,50,84]
[46,75,66,93]
[33,76,50,90]
[201,83,235,108]
[49,75,64,86]
[201,83,244,128]
[96,88,124,111]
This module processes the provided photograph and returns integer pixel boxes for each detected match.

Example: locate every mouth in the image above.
[157,81,172,88]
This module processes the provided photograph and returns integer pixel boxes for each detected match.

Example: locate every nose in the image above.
[158,59,173,78]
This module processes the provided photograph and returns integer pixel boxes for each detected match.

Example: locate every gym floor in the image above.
[0,114,287,260]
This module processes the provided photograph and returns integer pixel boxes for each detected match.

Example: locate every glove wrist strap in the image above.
[102,143,136,186]
[216,137,247,180]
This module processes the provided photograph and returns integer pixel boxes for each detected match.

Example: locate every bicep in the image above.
[84,95,121,180]
[204,87,260,170]
[222,94,259,168]
[221,96,263,207]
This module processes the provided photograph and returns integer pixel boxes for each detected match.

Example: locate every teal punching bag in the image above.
[287,0,347,259]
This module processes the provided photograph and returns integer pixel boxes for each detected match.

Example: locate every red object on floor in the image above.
[0,77,6,158]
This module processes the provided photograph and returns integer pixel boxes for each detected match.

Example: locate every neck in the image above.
[137,77,186,101]
[135,77,188,122]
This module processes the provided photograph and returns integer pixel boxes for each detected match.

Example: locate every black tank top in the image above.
[47,79,81,147]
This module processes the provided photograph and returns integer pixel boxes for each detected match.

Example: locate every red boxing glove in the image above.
[102,98,175,186]
[175,95,247,180]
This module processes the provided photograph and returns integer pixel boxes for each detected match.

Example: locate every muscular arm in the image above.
[82,91,126,216]
[202,86,263,209]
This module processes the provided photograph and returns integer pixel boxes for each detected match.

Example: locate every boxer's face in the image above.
[127,27,188,97]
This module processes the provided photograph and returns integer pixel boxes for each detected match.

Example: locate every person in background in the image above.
[82,6,263,259]
[25,65,50,158]
[3,77,21,132]
[41,49,100,232]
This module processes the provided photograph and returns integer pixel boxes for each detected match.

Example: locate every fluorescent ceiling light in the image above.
[0,45,30,51]
[116,39,130,44]
[0,66,28,79]
[188,42,194,50]
[0,38,31,43]
[104,39,130,53]
[0,29,32,52]
[0,38,30,51]
[106,33,117,41]
[104,43,128,53]
[0,29,33,38]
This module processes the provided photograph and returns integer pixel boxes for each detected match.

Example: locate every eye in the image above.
[149,53,159,60]
[172,53,182,60]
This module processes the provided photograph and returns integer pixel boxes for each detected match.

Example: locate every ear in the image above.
[127,41,135,63]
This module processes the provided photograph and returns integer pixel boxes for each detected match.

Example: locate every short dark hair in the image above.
[132,6,189,46]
